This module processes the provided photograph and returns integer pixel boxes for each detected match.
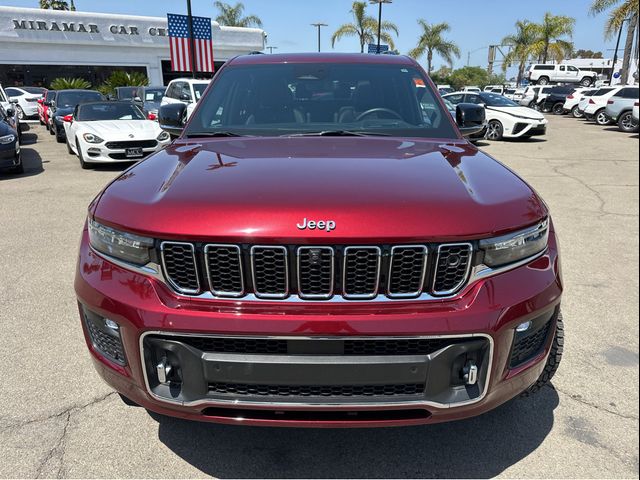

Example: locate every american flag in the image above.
[167,13,215,73]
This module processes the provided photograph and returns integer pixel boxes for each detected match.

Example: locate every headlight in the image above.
[83,133,104,144]
[0,134,16,144]
[157,131,170,141]
[480,219,549,267]
[88,219,154,265]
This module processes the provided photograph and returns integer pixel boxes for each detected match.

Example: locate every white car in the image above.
[0,83,20,131]
[444,91,547,140]
[462,86,481,93]
[4,87,44,119]
[519,86,553,108]
[633,101,639,124]
[580,86,623,125]
[563,88,597,118]
[63,101,170,169]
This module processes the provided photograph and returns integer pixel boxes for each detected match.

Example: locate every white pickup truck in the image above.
[527,64,598,87]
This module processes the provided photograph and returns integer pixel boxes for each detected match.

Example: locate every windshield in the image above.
[77,102,145,121]
[144,88,166,102]
[23,87,46,95]
[193,83,208,100]
[56,91,104,108]
[185,63,457,138]
[479,92,519,107]
[117,87,137,100]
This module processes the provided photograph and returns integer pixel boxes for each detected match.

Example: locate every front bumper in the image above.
[75,226,563,427]
[0,143,19,168]
[80,140,169,163]
[505,119,548,138]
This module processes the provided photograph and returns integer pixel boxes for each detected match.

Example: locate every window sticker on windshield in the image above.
[145,93,155,101]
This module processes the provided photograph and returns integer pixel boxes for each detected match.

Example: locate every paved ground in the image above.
[0,117,638,479]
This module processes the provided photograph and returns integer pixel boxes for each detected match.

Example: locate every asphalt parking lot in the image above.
[0,117,638,478]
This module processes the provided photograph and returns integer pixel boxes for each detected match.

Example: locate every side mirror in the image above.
[63,114,73,123]
[159,103,187,136]
[456,103,486,137]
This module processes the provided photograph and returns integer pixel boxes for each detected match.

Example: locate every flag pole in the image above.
[186,0,197,78]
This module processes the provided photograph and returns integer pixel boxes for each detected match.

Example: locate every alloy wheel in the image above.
[596,110,609,126]
[619,112,637,132]
[485,121,503,140]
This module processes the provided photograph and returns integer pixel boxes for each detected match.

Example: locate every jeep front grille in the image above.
[159,242,474,301]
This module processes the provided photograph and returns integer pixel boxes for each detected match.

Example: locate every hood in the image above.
[82,120,160,139]
[94,137,547,243]
[488,105,545,120]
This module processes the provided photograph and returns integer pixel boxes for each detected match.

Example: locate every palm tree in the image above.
[590,0,639,83]
[39,0,74,10]
[502,20,538,84]
[408,20,460,73]
[214,2,262,28]
[531,12,575,63]
[331,1,399,53]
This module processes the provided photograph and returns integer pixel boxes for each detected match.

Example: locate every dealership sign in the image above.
[12,19,168,36]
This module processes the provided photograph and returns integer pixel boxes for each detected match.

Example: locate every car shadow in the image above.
[0,146,44,180]
[149,385,559,478]
[20,131,38,146]
[504,137,547,143]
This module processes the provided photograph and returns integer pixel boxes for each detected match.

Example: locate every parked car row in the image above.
[526,83,639,133]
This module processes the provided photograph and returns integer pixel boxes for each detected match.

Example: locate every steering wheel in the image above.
[355,108,403,122]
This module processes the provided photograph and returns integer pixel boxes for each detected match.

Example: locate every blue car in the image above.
[0,103,22,174]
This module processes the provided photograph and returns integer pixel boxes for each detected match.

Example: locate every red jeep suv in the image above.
[75,53,563,428]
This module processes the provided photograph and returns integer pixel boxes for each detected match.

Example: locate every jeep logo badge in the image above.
[296,218,336,232]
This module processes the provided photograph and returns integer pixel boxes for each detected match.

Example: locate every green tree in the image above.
[449,66,490,91]
[408,20,460,73]
[502,20,539,84]
[99,71,149,97]
[590,0,638,83]
[532,12,575,63]
[430,66,452,84]
[50,77,91,90]
[574,49,604,58]
[214,2,262,28]
[39,0,75,10]
[331,1,399,53]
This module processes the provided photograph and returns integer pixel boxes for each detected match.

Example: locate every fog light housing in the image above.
[81,306,127,366]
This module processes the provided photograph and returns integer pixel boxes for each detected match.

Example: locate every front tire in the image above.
[66,136,74,154]
[15,105,25,120]
[521,312,564,396]
[571,105,583,118]
[485,120,504,141]
[552,103,565,115]
[617,111,638,132]
[76,140,91,169]
[595,108,610,126]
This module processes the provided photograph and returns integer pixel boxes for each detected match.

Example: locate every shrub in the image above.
[49,77,92,90]
[99,71,149,97]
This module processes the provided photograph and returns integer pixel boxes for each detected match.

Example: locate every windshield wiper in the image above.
[184,131,246,138]
[282,130,392,137]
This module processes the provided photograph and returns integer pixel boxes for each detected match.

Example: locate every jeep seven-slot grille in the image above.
[159,242,473,300]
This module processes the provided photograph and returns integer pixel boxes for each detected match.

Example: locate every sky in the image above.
[3,0,618,76]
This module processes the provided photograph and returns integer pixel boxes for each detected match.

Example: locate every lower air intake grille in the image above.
[209,382,425,397]
[161,242,200,293]
[432,243,472,295]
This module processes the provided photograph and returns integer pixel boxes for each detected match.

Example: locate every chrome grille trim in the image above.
[342,246,381,300]
[432,243,473,296]
[296,246,335,300]
[387,245,429,298]
[204,244,244,298]
[159,241,201,295]
[250,245,289,299]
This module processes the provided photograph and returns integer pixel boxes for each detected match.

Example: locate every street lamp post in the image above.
[369,0,392,53]
[311,23,328,52]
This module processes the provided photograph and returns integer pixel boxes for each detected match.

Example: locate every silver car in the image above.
[604,86,639,132]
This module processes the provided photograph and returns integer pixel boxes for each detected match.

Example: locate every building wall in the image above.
[0,6,266,86]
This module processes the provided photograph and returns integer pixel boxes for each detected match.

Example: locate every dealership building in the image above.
[0,6,266,87]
